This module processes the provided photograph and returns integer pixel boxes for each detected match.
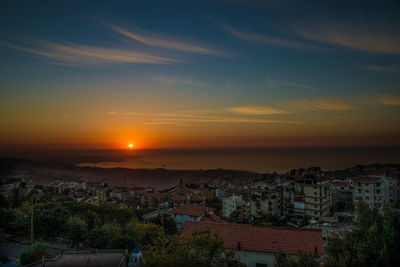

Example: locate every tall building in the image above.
[353,176,386,209]
[289,175,330,218]
[250,179,283,218]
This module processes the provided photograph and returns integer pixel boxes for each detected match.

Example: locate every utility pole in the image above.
[161,212,165,234]
[31,195,34,243]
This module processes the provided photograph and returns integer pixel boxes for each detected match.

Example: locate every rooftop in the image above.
[358,176,382,183]
[200,214,227,224]
[171,204,215,217]
[182,221,325,256]
[173,195,188,201]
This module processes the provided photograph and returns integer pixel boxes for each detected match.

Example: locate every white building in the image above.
[354,176,386,209]
[222,194,242,218]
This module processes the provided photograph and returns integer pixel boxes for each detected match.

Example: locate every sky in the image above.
[0,0,399,149]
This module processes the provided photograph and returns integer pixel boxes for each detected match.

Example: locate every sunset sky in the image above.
[0,0,399,149]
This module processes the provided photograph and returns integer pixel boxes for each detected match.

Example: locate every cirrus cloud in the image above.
[280,98,355,111]
[226,106,291,115]
[2,38,180,65]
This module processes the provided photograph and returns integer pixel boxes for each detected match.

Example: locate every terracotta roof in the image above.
[263,180,277,187]
[182,222,325,256]
[200,214,227,223]
[333,181,349,187]
[358,177,381,183]
[169,185,192,195]
[173,195,188,201]
[171,204,215,217]
[190,195,204,201]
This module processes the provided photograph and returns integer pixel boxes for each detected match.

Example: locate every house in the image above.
[170,204,215,233]
[182,221,325,267]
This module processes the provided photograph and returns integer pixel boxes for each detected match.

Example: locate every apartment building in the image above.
[250,179,283,218]
[290,175,330,218]
[353,176,386,209]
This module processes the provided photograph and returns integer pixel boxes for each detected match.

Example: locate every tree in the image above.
[66,217,86,248]
[126,221,163,246]
[84,228,108,249]
[34,203,69,242]
[20,241,50,265]
[274,251,319,267]
[325,201,400,267]
[101,223,121,249]
[143,229,244,267]
[148,214,178,235]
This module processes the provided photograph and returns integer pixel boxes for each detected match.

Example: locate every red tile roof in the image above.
[263,180,277,187]
[182,222,325,256]
[333,181,349,187]
[173,195,188,201]
[200,214,227,224]
[171,204,215,217]
[358,177,381,183]
[190,195,204,201]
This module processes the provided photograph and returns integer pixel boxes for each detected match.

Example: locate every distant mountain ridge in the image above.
[0,157,260,189]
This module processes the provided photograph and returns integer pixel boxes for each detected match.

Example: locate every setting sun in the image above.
[128,143,134,148]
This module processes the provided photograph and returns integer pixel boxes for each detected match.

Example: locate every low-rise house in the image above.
[170,204,215,233]
[182,221,325,267]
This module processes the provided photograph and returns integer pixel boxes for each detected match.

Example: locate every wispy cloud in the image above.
[107,23,229,57]
[151,75,208,86]
[226,106,290,115]
[280,98,355,111]
[376,94,400,105]
[266,77,316,90]
[221,23,326,51]
[293,21,400,54]
[146,116,298,125]
[3,38,180,65]
[362,65,400,73]
[106,110,298,125]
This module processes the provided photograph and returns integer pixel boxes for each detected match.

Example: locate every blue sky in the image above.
[0,0,399,149]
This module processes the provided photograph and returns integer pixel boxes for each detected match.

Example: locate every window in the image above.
[256,264,268,267]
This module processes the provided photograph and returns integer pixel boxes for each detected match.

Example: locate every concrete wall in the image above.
[237,250,275,267]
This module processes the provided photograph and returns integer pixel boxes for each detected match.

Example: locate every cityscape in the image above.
[1,1,400,267]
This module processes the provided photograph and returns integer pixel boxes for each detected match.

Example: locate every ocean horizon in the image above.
[1,146,399,173]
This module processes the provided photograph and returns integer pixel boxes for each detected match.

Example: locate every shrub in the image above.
[20,241,50,265]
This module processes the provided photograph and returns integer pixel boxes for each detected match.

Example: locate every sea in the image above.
[3,146,399,174]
